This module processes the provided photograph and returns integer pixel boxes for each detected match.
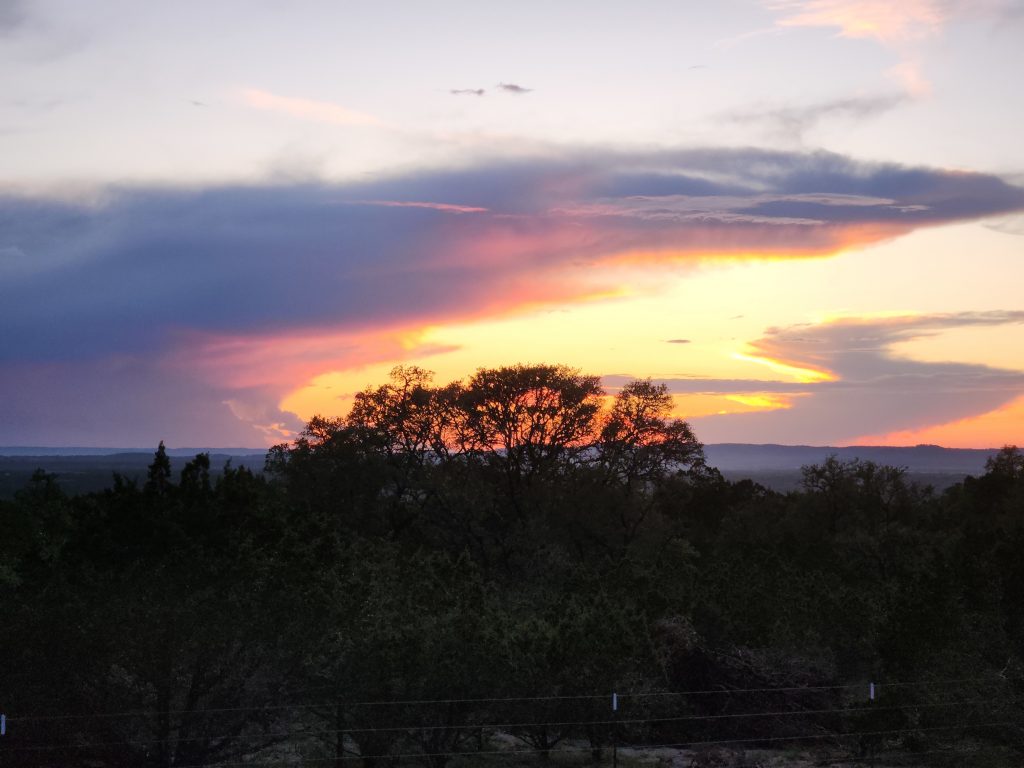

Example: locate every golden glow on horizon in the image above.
[731,352,836,383]
[889,322,1024,371]
[818,308,925,323]
[607,229,903,268]
[854,395,1024,449]
[670,392,801,420]
[725,393,794,410]
[273,225,1024,448]
[282,382,796,429]
[672,392,794,419]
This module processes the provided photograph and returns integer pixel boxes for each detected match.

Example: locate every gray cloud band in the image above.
[2,149,1022,363]
[1,149,1022,444]
[688,312,1024,444]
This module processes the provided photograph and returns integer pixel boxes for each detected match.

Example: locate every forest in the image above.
[1,364,1022,768]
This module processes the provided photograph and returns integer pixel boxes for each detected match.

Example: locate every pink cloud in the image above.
[767,0,947,43]
[240,88,382,127]
[348,200,489,214]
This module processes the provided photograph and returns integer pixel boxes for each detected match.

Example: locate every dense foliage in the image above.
[1,364,1022,767]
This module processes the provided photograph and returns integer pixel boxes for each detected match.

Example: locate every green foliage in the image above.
[2,366,1022,767]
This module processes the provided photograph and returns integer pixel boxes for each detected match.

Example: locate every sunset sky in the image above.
[2,0,1023,448]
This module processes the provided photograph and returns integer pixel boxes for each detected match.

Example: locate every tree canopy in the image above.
[1,365,1022,767]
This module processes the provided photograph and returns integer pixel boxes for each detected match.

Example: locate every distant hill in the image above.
[0,443,1003,498]
[704,443,1000,492]
[0,446,267,457]
[0,451,267,498]
[704,443,997,473]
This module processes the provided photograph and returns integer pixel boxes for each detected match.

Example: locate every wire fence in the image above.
[1,678,1020,766]
[5,674,1009,722]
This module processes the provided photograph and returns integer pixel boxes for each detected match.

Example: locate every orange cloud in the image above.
[599,219,919,267]
[723,393,797,411]
[732,352,836,383]
[166,326,426,391]
[164,274,621,401]
[673,393,785,419]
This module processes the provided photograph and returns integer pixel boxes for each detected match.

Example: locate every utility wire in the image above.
[2,697,1008,753]
[7,675,1009,723]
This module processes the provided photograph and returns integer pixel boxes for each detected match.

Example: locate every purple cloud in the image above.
[1,148,1022,445]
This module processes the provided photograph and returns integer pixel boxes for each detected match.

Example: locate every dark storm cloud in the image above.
[2,148,1022,443]
[2,148,1020,365]
[3,149,1023,364]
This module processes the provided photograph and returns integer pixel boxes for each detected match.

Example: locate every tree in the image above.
[145,440,173,497]
[347,365,449,461]
[598,380,703,485]
[457,364,603,474]
[985,445,1024,480]
[0,454,298,768]
[800,455,859,535]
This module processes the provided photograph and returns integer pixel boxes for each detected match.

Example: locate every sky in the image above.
[2,0,1023,449]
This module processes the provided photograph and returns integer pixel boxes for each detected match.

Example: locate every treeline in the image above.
[1,364,1023,767]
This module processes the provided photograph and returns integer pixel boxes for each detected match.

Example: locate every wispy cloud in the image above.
[450,88,485,96]
[768,0,1022,39]
[554,189,932,228]
[766,0,947,43]
[988,215,1024,236]
[763,0,945,95]
[240,88,382,127]
[348,200,490,214]
[726,93,908,141]
[887,59,932,97]
[763,0,1020,96]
